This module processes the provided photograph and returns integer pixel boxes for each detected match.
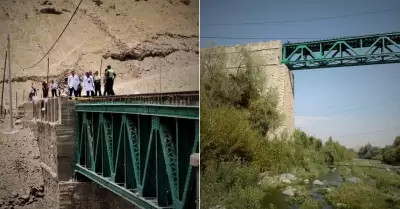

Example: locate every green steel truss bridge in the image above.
[282,32,400,70]
[74,91,199,209]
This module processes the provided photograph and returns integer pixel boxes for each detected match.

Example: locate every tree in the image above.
[393,136,400,147]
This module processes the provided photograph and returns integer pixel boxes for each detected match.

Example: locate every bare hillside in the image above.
[0,0,199,107]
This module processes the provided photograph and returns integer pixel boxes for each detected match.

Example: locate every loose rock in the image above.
[282,189,294,197]
[346,177,360,184]
[10,191,18,198]
[279,173,297,181]
[313,179,324,186]
[20,195,29,201]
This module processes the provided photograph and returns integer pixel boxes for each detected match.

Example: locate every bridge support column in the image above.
[190,153,199,209]
[22,97,139,209]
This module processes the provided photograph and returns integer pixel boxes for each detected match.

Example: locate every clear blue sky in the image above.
[200,0,400,148]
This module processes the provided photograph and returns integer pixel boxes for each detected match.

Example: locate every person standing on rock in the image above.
[105,65,116,95]
[50,80,58,98]
[67,71,79,97]
[93,71,102,96]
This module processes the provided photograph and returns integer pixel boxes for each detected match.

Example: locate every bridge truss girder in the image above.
[282,32,400,70]
[75,102,199,209]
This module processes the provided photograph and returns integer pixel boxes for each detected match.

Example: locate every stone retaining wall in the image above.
[22,97,137,209]
[205,41,295,137]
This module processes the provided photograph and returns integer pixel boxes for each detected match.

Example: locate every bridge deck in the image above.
[282,31,400,70]
[74,91,199,209]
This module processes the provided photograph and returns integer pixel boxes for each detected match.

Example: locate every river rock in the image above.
[282,186,297,196]
[346,177,360,184]
[258,176,278,185]
[285,186,297,192]
[282,189,295,197]
[304,179,309,184]
[313,179,324,186]
[279,173,297,181]
[282,179,291,184]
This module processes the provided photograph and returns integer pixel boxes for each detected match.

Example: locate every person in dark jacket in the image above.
[42,81,48,98]
[105,65,116,95]
[28,84,37,101]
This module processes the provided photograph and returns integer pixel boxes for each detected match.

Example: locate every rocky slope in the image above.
[0,0,199,107]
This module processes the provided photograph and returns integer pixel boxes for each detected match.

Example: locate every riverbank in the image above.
[258,159,400,209]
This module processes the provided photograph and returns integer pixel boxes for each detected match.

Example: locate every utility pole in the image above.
[159,66,161,93]
[47,56,49,84]
[1,51,7,117]
[8,34,13,130]
[99,59,103,83]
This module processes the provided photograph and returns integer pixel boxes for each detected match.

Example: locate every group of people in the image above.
[28,80,61,101]
[67,65,116,97]
[27,65,117,101]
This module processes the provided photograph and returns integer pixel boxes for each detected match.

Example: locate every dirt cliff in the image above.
[0,0,199,107]
[0,0,198,208]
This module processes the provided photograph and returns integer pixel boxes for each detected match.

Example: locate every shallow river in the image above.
[261,168,342,209]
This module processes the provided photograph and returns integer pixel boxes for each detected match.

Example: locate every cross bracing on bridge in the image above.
[282,31,400,70]
[74,91,199,209]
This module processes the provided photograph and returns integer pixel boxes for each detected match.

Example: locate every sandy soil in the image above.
[0,117,45,208]
[0,0,199,208]
[0,0,199,109]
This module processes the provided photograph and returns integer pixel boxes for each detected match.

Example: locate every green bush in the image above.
[325,183,388,209]
[200,105,259,167]
[200,45,356,208]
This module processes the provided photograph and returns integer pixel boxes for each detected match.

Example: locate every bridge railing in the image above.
[74,91,200,209]
[24,96,74,124]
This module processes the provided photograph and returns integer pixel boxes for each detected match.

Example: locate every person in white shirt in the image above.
[67,71,79,97]
[83,72,94,97]
[89,71,95,96]
[50,80,58,97]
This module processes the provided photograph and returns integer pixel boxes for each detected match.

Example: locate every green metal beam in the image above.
[75,112,198,209]
[75,165,168,209]
[282,31,400,70]
[75,103,199,120]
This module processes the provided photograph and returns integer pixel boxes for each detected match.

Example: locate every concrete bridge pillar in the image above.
[22,97,138,209]
[207,41,295,138]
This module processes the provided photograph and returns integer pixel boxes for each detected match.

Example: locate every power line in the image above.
[17,0,83,70]
[308,97,400,116]
[337,125,400,138]
[203,7,400,26]
[201,36,332,40]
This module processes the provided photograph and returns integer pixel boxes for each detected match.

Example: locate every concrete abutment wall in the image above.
[209,41,295,137]
[22,97,137,209]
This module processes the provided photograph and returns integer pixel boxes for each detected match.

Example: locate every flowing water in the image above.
[261,168,342,209]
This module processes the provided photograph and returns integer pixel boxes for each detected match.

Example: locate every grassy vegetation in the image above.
[358,136,400,166]
[199,46,365,208]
